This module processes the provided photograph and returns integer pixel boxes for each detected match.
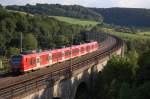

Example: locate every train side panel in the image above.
[11,41,99,72]
[22,54,37,71]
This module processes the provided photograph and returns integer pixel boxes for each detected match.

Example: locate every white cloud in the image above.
[62,0,74,5]
[0,0,150,8]
[117,0,149,8]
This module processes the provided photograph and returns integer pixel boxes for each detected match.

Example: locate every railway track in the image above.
[0,33,123,99]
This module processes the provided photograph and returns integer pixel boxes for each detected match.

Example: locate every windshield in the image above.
[11,55,22,65]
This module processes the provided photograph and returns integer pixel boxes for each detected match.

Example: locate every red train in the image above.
[11,41,99,72]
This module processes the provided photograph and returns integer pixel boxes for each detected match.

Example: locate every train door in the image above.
[49,53,52,65]
[62,51,65,61]
[36,57,41,68]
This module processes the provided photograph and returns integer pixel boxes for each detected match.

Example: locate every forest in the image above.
[91,8,150,27]
[6,4,103,22]
[7,4,150,27]
[83,24,150,99]
[0,5,85,58]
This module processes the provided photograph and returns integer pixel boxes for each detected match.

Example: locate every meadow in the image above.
[52,16,99,26]
[102,28,150,41]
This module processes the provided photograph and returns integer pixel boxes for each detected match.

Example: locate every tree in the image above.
[133,82,150,99]
[24,33,38,50]
[102,56,134,84]
[137,50,150,84]
[119,82,131,99]
[100,56,134,99]
[127,50,139,75]
[0,34,5,48]
[0,34,6,55]
[8,47,20,56]
[55,35,69,47]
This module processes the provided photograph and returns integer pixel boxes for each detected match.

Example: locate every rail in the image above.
[0,33,123,99]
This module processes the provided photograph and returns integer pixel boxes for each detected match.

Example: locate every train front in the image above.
[11,55,23,72]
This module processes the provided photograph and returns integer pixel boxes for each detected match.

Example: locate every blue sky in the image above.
[0,0,150,8]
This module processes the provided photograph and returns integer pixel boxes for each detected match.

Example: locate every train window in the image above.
[81,47,84,52]
[48,55,52,61]
[92,45,94,49]
[36,58,40,63]
[46,56,49,61]
[57,53,62,58]
[52,54,57,59]
[86,46,90,51]
[73,49,79,53]
[29,59,32,65]
[53,53,61,59]
[11,55,22,65]
[32,59,36,64]
[65,51,71,56]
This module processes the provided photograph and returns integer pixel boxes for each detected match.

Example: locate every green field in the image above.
[102,28,150,41]
[137,32,150,37]
[52,16,99,26]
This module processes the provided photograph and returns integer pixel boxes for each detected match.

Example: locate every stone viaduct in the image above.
[0,33,124,99]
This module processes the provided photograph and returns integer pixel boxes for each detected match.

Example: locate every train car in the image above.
[72,46,80,58]
[78,44,86,56]
[11,41,99,73]
[63,47,71,61]
[51,49,63,64]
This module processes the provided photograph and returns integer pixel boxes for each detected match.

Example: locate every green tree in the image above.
[119,82,131,99]
[133,82,150,99]
[24,33,38,50]
[137,50,150,84]
[127,50,139,75]
[8,47,20,56]
[0,34,5,48]
[101,56,134,99]
[55,35,69,47]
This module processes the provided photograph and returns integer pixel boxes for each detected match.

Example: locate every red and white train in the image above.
[11,41,99,72]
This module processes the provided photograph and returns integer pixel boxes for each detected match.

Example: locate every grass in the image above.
[102,28,150,41]
[52,16,99,26]
[137,31,150,37]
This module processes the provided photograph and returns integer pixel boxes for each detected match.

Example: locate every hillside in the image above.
[0,6,85,57]
[52,16,98,26]
[6,4,103,22]
[91,8,150,27]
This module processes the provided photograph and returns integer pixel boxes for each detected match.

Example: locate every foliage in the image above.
[6,4,103,22]
[8,47,20,56]
[52,16,98,26]
[0,7,84,57]
[97,56,135,99]
[119,82,131,99]
[24,33,38,50]
[127,50,139,75]
[94,49,150,99]
[136,50,150,85]
[133,82,150,99]
[91,8,150,27]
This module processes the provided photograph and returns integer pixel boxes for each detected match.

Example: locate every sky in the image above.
[0,0,150,8]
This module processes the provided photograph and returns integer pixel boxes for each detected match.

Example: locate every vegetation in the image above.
[91,25,150,54]
[7,4,150,28]
[89,19,150,99]
[1,4,150,98]
[52,16,98,26]
[93,49,150,99]
[6,4,103,22]
[91,8,150,27]
[0,6,86,58]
